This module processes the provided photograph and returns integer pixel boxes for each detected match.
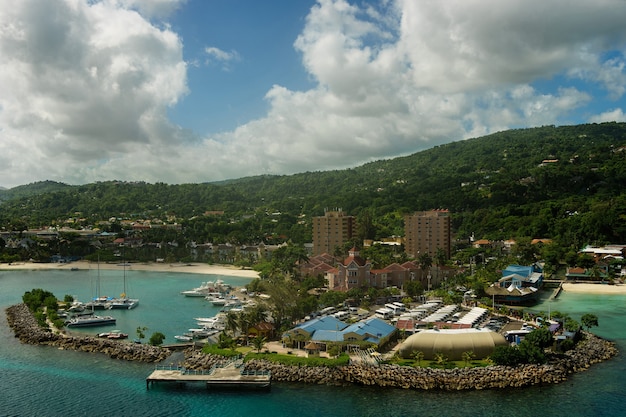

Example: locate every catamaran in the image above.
[108,257,139,309]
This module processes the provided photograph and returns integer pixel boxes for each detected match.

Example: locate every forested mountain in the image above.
[1,122,625,249]
[0,180,70,202]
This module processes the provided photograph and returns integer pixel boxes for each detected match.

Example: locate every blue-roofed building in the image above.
[341,318,396,346]
[485,263,544,305]
[282,316,348,348]
[501,264,544,288]
[284,316,397,351]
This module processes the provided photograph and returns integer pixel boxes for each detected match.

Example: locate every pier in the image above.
[146,359,271,390]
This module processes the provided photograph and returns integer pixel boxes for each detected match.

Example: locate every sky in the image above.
[1,0,626,189]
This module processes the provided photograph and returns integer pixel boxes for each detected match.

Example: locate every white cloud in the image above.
[0,0,188,186]
[113,0,187,19]
[589,108,626,123]
[0,0,625,188]
[204,46,241,70]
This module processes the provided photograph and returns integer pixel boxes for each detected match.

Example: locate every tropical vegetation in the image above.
[0,123,624,263]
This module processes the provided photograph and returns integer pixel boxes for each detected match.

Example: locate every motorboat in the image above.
[174,334,193,342]
[98,330,128,339]
[195,313,227,330]
[187,328,218,339]
[180,281,216,297]
[65,314,116,328]
[180,289,209,297]
[206,293,227,306]
[108,295,139,310]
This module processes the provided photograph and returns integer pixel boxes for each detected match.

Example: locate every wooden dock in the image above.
[146,359,271,390]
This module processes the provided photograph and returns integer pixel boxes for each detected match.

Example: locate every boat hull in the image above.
[65,316,117,328]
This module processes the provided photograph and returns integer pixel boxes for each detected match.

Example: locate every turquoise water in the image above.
[1,269,625,417]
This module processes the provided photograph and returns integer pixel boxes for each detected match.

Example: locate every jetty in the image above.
[146,358,271,390]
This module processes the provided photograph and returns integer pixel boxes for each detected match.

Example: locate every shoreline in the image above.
[0,260,259,279]
[561,282,626,295]
[6,302,618,390]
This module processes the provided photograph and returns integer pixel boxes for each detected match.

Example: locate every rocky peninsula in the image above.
[6,302,618,390]
[180,332,617,390]
[6,303,170,363]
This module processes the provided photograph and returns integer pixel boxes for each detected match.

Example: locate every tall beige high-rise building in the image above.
[404,210,451,259]
[312,209,355,256]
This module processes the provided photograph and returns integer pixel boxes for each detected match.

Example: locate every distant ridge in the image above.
[0,180,70,202]
[1,123,625,244]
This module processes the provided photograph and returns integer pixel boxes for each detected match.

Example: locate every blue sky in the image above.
[1,0,626,188]
[168,0,315,134]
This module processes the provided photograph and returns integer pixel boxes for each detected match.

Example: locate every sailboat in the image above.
[108,253,139,309]
[66,259,116,327]
[84,257,111,310]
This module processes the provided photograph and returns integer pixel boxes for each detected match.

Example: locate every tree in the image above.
[418,253,433,274]
[412,350,424,367]
[564,318,580,332]
[217,332,236,349]
[251,335,267,353]
[523,328,554,349]
[149,332,165,346]
[518,339,546,364]
[319,290,347,309]
[435,248,447,270]
[581,313,599,331]
[405,279,423,298]
[225,311,240,337]
[490,345,524,366]
[433,352,449,367]
[461,350,475,366]
[136,326,147,343]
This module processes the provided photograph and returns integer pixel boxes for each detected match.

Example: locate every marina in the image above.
[2,268,626,416]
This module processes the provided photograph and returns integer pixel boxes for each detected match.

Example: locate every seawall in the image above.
[182,334,617,391]
[6,303,617,390]
[5,303,170,363]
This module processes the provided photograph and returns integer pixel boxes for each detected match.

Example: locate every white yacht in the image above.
[65,314,116,328]
[180,281,216,297]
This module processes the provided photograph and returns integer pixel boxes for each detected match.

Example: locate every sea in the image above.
[1,268,625,417]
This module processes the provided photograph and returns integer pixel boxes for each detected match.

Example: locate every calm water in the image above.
[1,269,625,417]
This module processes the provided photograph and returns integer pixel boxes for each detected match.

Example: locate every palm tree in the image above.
[412,350,424,367]
[251,335,267,353]
[225,311,240,338]
[418,252,433,290]
[135,326,147,343]
[434,352,448,367]
[237,312,253,345]
[217,332,235,349]
[434,247,447,284]
[462,350,475,366]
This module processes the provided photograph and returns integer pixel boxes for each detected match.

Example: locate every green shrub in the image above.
[201,344,242,358]
[244,352,350,367]
[490,345,525,366]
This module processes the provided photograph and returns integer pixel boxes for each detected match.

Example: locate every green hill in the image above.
[1,122,625,247]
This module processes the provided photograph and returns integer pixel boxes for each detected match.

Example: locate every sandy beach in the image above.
[0,260,259,279]
[562,282,626,295]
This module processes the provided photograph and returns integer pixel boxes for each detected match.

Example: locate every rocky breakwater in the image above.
[5,303,170,363]
[231,333,616,391]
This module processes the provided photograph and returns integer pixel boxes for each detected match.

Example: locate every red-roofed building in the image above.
[328,247,371,291]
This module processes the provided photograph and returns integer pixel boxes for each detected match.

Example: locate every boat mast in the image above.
[122,244,126,297]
